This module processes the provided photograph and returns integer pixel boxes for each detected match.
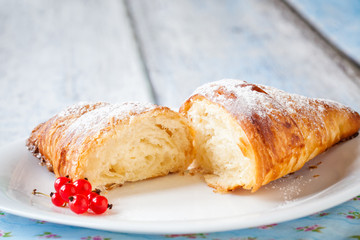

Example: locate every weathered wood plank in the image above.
[127,0,360,110]
[0,0,152,146]
[287,0,360,65]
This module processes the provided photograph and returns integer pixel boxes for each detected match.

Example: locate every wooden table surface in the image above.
[0,0,359,238]
[1,0,359,147]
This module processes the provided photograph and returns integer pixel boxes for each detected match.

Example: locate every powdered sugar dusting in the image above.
[57,102,108,118]
[193,79,284,122]
[64,102,156,141]
[264,157,324,203]
[259,83,347,117]
[265,174,313,202]
[194,79,347,118]
[257,82,358,145]
[192,79,355,141]
[194,79,248,102]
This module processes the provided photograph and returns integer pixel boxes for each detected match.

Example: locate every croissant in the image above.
[27,102,194,189]
[179,79,360,192]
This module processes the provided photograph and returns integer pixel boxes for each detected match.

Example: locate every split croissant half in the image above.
[27,102,194,189]
[180,79,360,192]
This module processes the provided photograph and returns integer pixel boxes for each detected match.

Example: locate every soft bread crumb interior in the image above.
[84,111,192,188]
[186,100,256,191]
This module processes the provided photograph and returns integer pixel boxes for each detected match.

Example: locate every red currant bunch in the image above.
[35,176,112,215]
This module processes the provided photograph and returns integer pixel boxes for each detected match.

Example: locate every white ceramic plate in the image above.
[0,137,360,234]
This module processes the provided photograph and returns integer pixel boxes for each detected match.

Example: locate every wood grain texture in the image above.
[127,0,360,110]
[287,0,360,65]
[0,0,152,146]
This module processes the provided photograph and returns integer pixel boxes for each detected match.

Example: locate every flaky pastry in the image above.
[180,79,360,192]
[27,102,194,189]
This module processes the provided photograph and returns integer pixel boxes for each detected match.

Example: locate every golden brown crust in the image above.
[180,79,360,192]
[27,102,108,174]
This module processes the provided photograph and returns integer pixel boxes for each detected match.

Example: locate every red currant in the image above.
[90,195,111,214]
[50,192,66,207]
[73,179,92,196]
[88,191,99,202]
[54,176,72,192]
[68,194,89,214]
[59,183,76,202]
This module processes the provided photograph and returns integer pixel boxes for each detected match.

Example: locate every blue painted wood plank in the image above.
[288,0,360,64]
[128,0,360,110]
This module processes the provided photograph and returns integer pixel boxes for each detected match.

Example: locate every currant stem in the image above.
[93,188,101,195]
[32,189,50,198]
